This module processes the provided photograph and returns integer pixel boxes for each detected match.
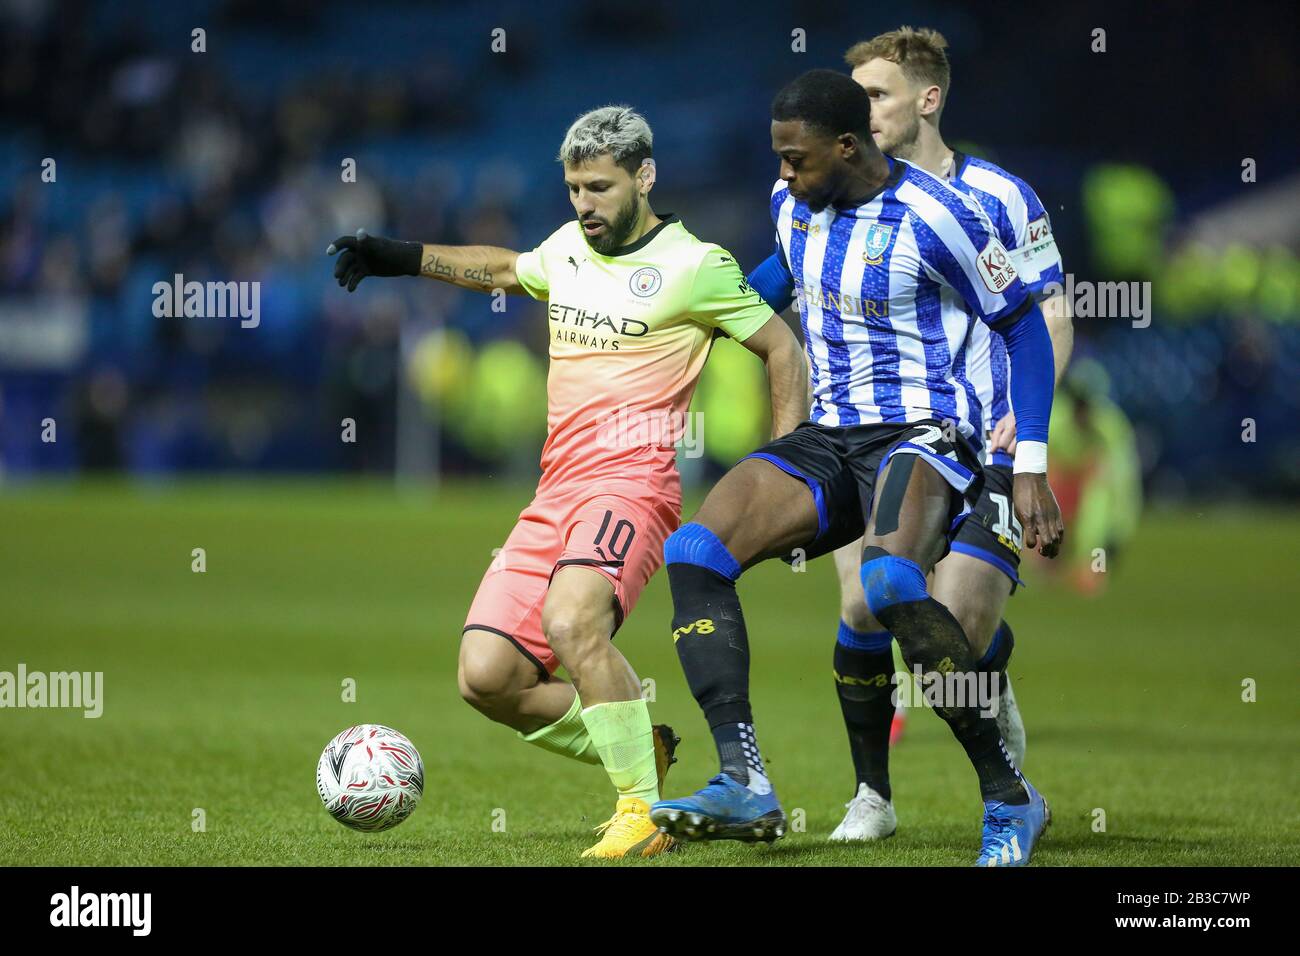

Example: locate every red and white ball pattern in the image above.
[316,724,425,832]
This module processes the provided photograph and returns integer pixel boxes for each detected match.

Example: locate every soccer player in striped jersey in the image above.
[327,106,807,859]
[651,70,1063,866]
[817,27,1075,844]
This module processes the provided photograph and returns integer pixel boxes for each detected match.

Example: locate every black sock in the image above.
[833,623,896,801]
[879,597,1027,805]
[709,721,768,787]
[667,562,768,787]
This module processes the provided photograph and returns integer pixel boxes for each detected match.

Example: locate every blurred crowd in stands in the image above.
[1,0,1297,500]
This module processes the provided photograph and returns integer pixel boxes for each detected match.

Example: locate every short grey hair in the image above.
[557,105,653,173]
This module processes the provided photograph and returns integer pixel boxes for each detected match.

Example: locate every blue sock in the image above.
[975,621,1015,674]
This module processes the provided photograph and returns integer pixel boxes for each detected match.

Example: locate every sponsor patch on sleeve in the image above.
[976,238,1018,294]
[1025,214,1052,246]
[1011,214,1062,281]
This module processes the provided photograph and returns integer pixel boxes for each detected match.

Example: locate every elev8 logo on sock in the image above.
[672,618,715,642]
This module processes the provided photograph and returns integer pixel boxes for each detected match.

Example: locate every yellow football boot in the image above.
[581,798,676,859]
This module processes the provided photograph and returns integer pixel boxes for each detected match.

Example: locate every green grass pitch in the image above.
[1,480,1296,866]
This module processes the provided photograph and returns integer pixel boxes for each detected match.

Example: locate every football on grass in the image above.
[316,724,424,831]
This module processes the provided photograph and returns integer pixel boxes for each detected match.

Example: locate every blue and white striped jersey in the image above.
[947,152,1064,463]
[770,158,1031,446]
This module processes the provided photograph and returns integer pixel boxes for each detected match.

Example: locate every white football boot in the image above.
[828,783,897,841]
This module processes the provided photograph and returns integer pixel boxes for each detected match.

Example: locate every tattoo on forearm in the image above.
[463,265,493,287]
[422,253,492,289]
[422,254,457,281]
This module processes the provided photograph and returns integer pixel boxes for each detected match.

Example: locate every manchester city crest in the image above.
[862,222,893,265]
[629,266,663,297]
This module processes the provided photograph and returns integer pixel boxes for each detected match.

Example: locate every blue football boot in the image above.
[651,773,786,843]
[975,778,1051,866]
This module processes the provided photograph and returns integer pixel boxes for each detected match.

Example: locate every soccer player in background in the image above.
[816,28,1075,842]
[651,70,1063,866]
[327,106,807,858]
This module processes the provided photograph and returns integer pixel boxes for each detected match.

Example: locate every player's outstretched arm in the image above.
[999,301,1065,558]
[736,315,807,439]
[327,229,524,294]
[416,243,524,295]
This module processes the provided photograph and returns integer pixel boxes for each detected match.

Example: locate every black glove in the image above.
[327,229,422,292]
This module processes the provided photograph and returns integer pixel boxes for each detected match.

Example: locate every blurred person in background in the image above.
[1037,359,1142,594]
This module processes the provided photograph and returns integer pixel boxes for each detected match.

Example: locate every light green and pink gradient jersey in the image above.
[513,215,773,493]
